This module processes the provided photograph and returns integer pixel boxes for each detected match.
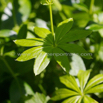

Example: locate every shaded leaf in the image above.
[58,29,92,44]
[10,79,34,103]
[55,18,73,42]
[53,47,70,72]
[73,3,88,12]
[17,24,27,39]
[59,43,92,59]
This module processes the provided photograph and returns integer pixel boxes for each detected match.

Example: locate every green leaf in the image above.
[58,29,92,44]
[69,53,86,76]
[85,84,103,93]
[16,46,42,62]
[33,46,53,75]
[34,27,53,44]
[10,79,34,103]
[34,92,50,103]
[53,47,70,72]
[0,30,16,38]
[17,24,27,39]
[34,27,51,38]
[14,38,43,47]
[59,44,92,59]
[73,3,88,12]
[60,75,81,94]
[19,95,35,103]
[77,69,91,91]
[86,24,103,31]
[83,95,98,103]
[51,88,79,101]
[55,18,73,42]
[62,96,80,103]
[13,0,31,22]
[84,74,103,92]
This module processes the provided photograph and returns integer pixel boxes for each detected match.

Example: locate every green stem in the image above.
[2,57,22,95]
[90,0,94,15]
[49,4,54,37]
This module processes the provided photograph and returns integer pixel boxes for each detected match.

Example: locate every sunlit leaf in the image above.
[14,38,43,47]
[51,88,79,101]
[33,46,53,75]
[16,46,42,62]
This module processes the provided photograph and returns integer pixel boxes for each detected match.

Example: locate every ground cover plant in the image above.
[1,0,103,103]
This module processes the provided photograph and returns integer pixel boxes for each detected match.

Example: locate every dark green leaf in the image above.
[59,44,92,59]
[53,47,70,72]
[58,29,92,44]
[10,79,34,103]
[55,18,73,42]
[17,24,27,39]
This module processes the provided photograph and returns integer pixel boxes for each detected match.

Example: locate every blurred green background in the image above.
[0,0,103,103]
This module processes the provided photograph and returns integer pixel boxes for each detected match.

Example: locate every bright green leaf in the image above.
[34,92,50,103]
[59,43,92,59]
[34,27,51,38]
[51,88,79,101]
[78,69,91,91]
[83,95,98,103]
[14,38,43,47]
[16,46,42,62]
[62,96,80,103]
[53,47,70,72]
[58,29,92,44]
[60,75,81,94]
[84,74,103,92]
[86,24,103,31]
[55,18,73,42]
[34,27,53,44]
[33,46,53,75]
